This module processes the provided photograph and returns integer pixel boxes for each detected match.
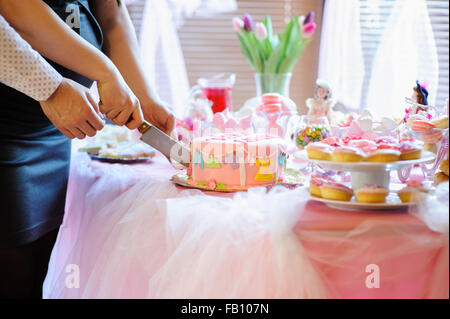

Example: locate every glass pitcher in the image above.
[190,73,236,114]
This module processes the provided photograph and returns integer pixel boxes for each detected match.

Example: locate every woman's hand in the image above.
[97,70,144,129]
[40,78,105,139]
[140,99,176,135]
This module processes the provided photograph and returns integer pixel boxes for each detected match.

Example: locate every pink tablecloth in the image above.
[43,152,449,298]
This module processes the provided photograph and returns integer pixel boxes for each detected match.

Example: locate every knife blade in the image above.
[138,121,190,167]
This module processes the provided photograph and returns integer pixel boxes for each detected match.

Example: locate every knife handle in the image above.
[138,121,152,134]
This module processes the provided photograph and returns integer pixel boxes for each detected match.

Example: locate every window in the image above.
[128,0,324,114]
[427,0,449,107]
[177,0,324,113]
[128,0,448,112]
[359,0,449,108]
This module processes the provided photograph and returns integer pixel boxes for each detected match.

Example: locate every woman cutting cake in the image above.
[0,0,174,298]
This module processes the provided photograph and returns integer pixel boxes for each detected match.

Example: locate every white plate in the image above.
[309,193,416,211]
[294,150,436,172]
[171,168,306,193]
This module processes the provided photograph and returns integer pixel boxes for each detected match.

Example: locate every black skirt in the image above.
[0,0,103,248]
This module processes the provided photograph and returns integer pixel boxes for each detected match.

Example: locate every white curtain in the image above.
[366,0,439,118]
[318,0,365,110]
[139,0,237,117]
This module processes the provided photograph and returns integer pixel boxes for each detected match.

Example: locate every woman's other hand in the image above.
[140,99,175,135]
[40,78,105,139]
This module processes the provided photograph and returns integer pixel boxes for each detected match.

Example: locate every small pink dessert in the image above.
[189,133,287,189]
[411,119,435,131]
[398,180,430,203]
[355,184,389,203]
[261,93,281,104]
[320,181,354,201]
[309,175,326,197]
[421,129,443,143]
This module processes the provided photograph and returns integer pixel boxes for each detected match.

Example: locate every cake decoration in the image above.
[187,133,286,189]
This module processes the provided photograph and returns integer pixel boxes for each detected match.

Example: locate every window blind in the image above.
[359,0,449,108]
[127,0,324,114]
[427,0,449,107]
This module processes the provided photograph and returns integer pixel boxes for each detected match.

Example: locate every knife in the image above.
[138,121,190,167]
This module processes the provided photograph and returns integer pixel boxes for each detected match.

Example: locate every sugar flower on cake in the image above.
[206,179,217,189]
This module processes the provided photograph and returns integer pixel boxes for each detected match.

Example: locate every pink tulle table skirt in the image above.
[43,152,449,298]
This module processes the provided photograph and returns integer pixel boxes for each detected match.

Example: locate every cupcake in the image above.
[397,181,430,203]
[321,182,354,201]
[309,176,325,198]
[309,173,335,198]
[355,185,389,203]
[439,159,449,176]
[431,115,449,129]
[366,149,401,163]
[434,171,449,185]
[306,142,334,161]
[331,146,365,162]
[399,140,422,160]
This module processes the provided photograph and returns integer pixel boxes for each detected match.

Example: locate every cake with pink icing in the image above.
[188,133,287,189]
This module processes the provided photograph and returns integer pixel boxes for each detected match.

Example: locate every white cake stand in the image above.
[294,150,436,190]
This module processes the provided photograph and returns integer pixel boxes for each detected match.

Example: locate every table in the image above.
[43,152,449,298]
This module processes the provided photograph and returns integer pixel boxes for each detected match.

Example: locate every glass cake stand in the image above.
[294,150,436,190]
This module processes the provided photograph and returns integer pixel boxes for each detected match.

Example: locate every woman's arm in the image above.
[0,13,104,139]
[0,0,143,128]
[91,0,175,134]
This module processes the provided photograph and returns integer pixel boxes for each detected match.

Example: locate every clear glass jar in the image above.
[254,73,292,97]
[292,115,331,150]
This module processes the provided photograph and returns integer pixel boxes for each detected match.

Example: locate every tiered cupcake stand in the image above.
[295,151,436,211]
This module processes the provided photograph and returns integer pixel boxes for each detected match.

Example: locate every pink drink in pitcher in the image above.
[201,87,232,114]
[195,73,236,114]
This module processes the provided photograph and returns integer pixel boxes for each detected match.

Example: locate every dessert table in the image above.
[43,151,449,299]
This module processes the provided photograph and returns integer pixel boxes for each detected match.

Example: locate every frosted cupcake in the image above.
[306,142,334,161]
[320,182,354,201]
[397,180,430,203]
[355,185,389,203]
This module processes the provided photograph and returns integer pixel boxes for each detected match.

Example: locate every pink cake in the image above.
[188,133,287,189]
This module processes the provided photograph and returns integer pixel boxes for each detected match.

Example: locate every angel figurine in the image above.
[306,79,335,122]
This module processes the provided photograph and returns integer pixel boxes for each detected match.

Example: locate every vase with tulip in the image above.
[232,12,316,97]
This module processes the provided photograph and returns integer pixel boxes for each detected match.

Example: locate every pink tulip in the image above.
[243,14,254,32]
[255,22,267,40]
[302,22,316,38]
[304,11,315,24]
[232,17,244,33]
